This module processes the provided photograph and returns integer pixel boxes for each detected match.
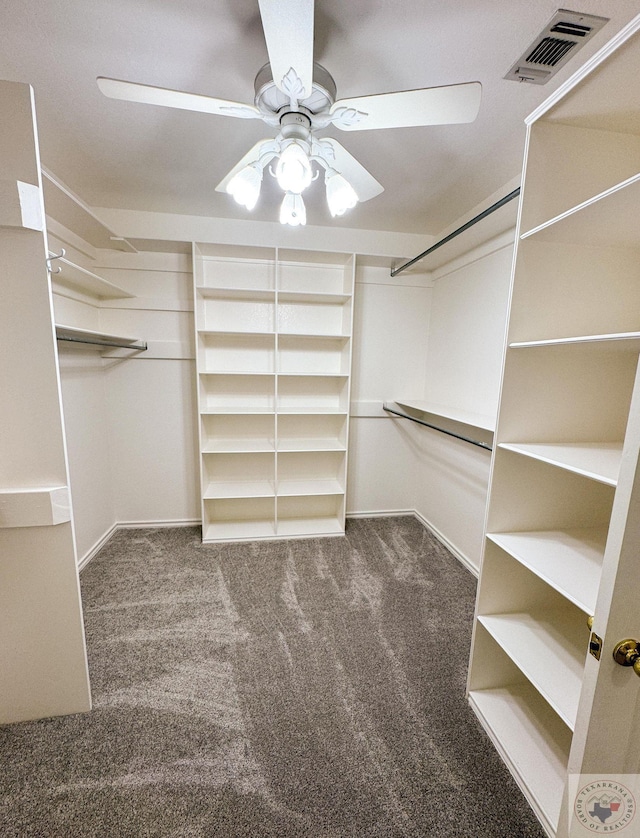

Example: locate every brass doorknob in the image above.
[612,639,640,677]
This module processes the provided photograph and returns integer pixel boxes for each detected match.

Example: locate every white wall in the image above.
[414,232,514,571]
[52,232,117,562]
[347,263,431,516]
[96,250,200,528]
[53,246,199,565]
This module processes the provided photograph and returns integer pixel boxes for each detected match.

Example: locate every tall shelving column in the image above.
[0,81,91,723]
[194,244,277,541]
[193,244,355,542]
[275,249,355,537]
[467,17,640,838]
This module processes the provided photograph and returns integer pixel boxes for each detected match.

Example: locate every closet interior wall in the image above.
[414,231,514,572]
[50,227,198,564]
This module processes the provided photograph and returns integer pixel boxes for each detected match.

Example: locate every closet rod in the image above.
[390,187,521,277]
[56,335,148,350]
[383,404,493,451]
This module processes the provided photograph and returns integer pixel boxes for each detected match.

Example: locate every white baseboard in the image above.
[77,519,201,571]
[77,513,479,579]
[114,518,201,529]
[412,509,479,578]
[346,508,415,519]
[77,523,118,572]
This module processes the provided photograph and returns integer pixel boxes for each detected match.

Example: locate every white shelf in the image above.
[196,286,275,302]
[277,291,351,304]
[55,324,146,352]
[202,440,275,453]
[392,399,495,432]
[0,486,71,528]
[277,438,346,452]
[276,517,343,536]
[201,407,275,415]
[498,442,622,486]
[478,611,585,730]
[277,478,344,497]
[521,173,640,250]
[487,528,605,615]
[42,169,135,252]
[510,332,640,351]
[197,329,277,337]
[203,480,275,499]
[50,255,133,300]
[203,519,276,541]
[469,685,570,836]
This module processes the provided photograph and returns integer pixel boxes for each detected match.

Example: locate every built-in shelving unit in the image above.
[49,253,134,300]
[468,17,640,838]
[193,244,355,542]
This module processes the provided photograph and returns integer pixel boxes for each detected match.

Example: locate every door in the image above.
[561,359,640,836]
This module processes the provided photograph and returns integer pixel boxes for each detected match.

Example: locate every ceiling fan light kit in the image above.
[97,0,482,227]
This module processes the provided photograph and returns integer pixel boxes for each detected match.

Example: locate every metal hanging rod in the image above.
[383,404,493,451]
[56,334,147,351]
[390,188,521,277]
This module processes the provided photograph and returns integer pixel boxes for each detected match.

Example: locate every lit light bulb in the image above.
[279,192,307,226]
[275,142,313,194]
[226,163,263,210]
[325,170,358,217]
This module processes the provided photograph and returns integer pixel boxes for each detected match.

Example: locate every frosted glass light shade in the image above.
[226,163,263,210]
[325,171,358,217]
[275,142,313,194]
[280,192,306,226]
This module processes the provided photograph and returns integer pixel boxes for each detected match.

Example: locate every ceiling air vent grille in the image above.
[505,9,609,84]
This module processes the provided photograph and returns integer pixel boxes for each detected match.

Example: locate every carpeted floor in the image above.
[0,517,545,837]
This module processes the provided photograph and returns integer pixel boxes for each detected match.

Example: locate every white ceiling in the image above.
[2,0,638,235]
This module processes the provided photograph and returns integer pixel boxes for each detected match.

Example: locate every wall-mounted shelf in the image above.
[49,254,134,300]
[0,486,71,528]
[55,324,147,352]
[392,399,495,432]
[385,400,494,451]
[42,169,136,252]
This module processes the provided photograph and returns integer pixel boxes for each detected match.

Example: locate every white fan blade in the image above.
[215,140,278,193]
[97,77,262,120]
[330,82,482,131]
[258,0,314,99]
[318,138,384,203]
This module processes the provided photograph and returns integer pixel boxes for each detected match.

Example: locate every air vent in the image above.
[504,9,609,84]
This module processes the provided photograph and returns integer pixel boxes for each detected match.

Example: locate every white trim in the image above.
[412,509,479,577]
[346,509,415,519]
[526,13,640,125]
[77,513,478,578]
[77,523,118,571]
[77,519,201,571]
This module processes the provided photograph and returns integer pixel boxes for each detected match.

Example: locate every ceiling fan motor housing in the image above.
[254,61,337,116]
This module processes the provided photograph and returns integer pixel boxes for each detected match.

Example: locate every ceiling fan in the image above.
[97,0,481,226]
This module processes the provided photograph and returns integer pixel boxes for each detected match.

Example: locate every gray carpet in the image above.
[0,517,545,837]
